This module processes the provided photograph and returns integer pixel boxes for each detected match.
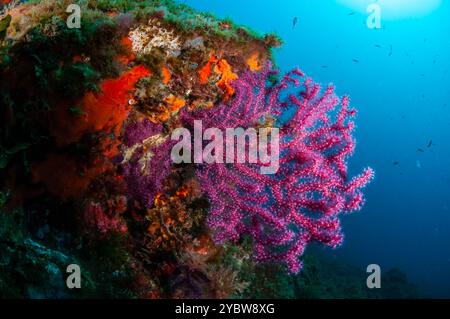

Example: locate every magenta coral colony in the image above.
[180,67,374,273]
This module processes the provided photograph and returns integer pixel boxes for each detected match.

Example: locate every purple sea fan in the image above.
[121,118,174,207]
[182,67,374,273]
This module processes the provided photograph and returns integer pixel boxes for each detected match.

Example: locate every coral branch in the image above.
[121,118,174,207]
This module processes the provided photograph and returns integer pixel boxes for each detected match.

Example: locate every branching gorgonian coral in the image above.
[121,118,174,207]
[181,66,374,273]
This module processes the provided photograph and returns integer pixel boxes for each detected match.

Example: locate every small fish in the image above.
[352,58,359,63]
[348,11,356,16]
[292,17,298,29]
[374,44,382,48]
[433,54,440,64]
[427,140,433,148]
[321,65,328,68]
[393,161,400,166]
[388,44,393,56]
[417,148,425,152]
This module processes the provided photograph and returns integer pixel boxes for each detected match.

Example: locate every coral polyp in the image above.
[0,0,373,298]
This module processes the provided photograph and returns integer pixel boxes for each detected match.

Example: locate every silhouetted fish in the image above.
[393,161,400,166]
[352,58,359,63]
[321,65,328,68]
[417,148,425,152]
[348,12,356,16]
[433,54,440,64]
[374,44,382,48]
[292,17,298,29]
[388,45,393,56]
[427,140,433,148]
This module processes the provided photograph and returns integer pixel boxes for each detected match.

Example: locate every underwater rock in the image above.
[0,213,73,298]
[241,253,421,299]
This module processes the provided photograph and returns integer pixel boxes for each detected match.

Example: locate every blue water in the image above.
[178,0,450,298]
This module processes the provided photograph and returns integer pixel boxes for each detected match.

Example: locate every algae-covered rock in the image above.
[240,252,421,299]
[0,211,76,298]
